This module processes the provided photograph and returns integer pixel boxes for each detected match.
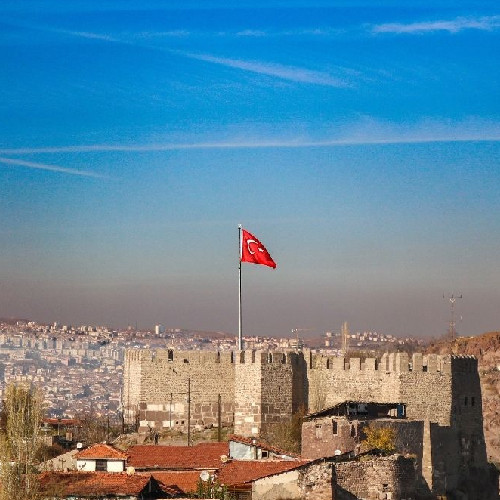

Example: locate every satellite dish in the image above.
[76,442,83,449]
[200,471,210,482]
[126,466,135,475]
[334,449,342,456]
[220,454,228,463]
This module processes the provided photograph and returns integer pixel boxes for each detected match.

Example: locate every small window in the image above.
[167,350,174,362]
[471,397,475,406]
[332,420,338,435]
[350,424,356,437]
[95,459,107,471]
[315,424,322,439]
[261,450,269,458]
[464,397,468,406]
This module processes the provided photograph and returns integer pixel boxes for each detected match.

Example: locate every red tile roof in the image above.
[39,472,177,497]
[139,470,202,494]
[127,442,229,470]
[76,443,128,460]
[217,460,311,487]
[43,417,80,426]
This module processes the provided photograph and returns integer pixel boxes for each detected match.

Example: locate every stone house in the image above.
[301,401,407,459]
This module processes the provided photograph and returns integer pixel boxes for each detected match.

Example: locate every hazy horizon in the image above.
[1,1,499,339]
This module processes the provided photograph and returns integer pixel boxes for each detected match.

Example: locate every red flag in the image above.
[240,228,276,269]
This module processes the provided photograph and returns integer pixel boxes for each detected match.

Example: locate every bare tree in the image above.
[0,383,45,500]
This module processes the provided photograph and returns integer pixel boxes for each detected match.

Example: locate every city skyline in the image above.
[1,1,499,338]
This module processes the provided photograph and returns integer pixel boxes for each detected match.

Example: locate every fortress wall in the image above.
[399,354,453,426]
[123,349,143,422]
[260,357,294,430]
[234,350,263,436]
[308,353,458,426]
[450,356,487,467]
[125,349,236,430]
[307,355,401,412]
[233,350,301,436]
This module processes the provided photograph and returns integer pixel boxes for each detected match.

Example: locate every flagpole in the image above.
[238,224,243,351]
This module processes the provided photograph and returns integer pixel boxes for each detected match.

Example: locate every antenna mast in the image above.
[443,293,462,341]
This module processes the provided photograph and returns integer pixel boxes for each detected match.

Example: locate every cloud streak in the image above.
[182,52,351,87]
[0,157,105,178]
[373,15,500,34]
[2,135,499,156]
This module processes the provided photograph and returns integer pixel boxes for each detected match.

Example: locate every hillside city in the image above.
[0,318,422,421]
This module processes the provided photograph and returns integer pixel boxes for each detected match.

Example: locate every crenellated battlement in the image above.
[125,349,477,373]
[124,348,235,365]
[237,349,302,365]
[308,352,461,376]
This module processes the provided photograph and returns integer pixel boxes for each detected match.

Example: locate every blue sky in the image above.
[0,1,499,339]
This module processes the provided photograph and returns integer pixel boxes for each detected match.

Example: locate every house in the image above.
[76,443,128,472]
[137,470,202,497]
[216,459,331,500]
[39,471,179,499]
[228,435,297,460]
[301,401,407,459]
[126,442,228,471]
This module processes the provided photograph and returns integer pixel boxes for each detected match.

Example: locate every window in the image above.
[332,420,338,435]
[315,424,322,439]
[464,397,468,406]
[350,424,357,437]
[261,450,269,458]
[471,397,475,406]
[95,459,106,471]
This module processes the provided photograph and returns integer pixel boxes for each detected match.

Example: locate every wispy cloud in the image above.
[63,30,118,41]
[137,30,191,39]
[0,157,105,178]
[182,52,351,87]
[373,15,500,35]
[235,29,268,37]
[1,135,499,156]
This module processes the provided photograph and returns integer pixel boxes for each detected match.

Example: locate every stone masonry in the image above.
[123,349,492,497]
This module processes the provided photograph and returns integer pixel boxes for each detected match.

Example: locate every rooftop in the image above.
[39,472,177,497]
[217,459,311,488]
[76,443,128,460]
[127,442,229,470]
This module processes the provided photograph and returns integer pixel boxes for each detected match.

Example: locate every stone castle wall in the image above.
[124,349,235,431]
[123,349,482,440]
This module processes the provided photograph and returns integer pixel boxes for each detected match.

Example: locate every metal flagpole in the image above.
[238,224,243,350]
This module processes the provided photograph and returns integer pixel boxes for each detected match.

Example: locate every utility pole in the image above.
[217,394,222,442]
[187,378,191,447]
[443,293,462,342]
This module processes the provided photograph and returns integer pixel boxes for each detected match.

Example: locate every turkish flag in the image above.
[240,229,277,269]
